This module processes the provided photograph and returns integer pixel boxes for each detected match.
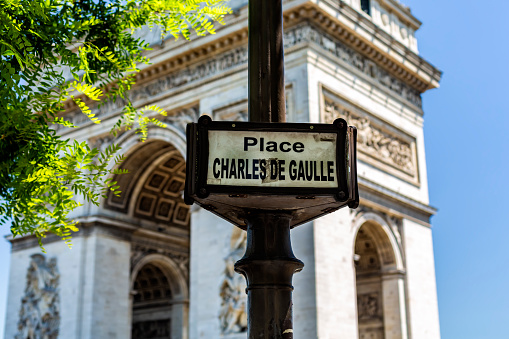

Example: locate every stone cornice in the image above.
[359,177,437,225]
[295,1,441,91]
[375,0,421,30]
[62,0,441,115]
[135,0,440,92]
[59,22,426,132]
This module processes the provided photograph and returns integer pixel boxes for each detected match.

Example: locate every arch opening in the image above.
[104,139,190,234]
[131,263,173,339]
[355,224,386,339]
[102,136,191,339]
[354,220,406,339]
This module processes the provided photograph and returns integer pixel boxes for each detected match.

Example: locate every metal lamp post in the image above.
[184,1,358,337]
[234,1,304,338]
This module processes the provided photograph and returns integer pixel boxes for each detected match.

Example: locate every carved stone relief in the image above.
[131,242,189,281]
[131,150,190,229]
[357,293,379,320]
[16,254,60,339]
[131,319,171,339]
[388,215,403,247]
[132,319,171,339]
[219,227,248,334]
[103,134,191,236]
[322,91,419,184]
[354,206,403,253]
[160,105,200,135]
[283,24,422,107]
[56,22,421,132]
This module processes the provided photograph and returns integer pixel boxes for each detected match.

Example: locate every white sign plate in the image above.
[207,130,338,188]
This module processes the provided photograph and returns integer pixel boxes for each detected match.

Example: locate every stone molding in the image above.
[375,0,422,30]
[16,254,60,339]
[213,99,248,122]
[358,178,436,225]
[160,105,200,135]
[130,240,190,281]
[291,2,440,90]
[353,205,403,254]
[288,24,422,107]
[322,88,419,185]
[59,1,441,127]
[58,46,248,132]
[60,23,422,132]
[212,85,294,122]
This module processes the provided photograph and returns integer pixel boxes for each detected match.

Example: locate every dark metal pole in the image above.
[235,212,303,339]
[247,0,286,123]
[235,1,304,338]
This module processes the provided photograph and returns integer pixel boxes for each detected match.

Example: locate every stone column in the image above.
[381,270,408,339]
[172,298,189,339]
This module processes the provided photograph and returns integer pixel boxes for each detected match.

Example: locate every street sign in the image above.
[185,115,358,229]
[207,130,338,188]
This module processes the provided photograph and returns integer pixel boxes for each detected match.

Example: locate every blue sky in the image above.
[403,0,509,337]
[1,1,508,338]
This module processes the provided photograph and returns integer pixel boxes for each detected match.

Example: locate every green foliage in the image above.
[0,0,231,248]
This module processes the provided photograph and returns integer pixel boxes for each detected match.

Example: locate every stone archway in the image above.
[104,139,189,228]
[100,132,191,339]
[354,219,408,339]
[355,223,387,339]
[130,253,189,339]
[131,263,173,339]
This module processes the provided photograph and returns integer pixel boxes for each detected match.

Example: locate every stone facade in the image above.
[4,0,441,338]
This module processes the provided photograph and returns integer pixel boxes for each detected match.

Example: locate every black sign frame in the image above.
[185,115,356,205]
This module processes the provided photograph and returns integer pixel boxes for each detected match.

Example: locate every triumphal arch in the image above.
[4,0,442,338]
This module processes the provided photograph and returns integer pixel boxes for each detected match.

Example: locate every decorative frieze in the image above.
[131,242,190,280]
[55,46,247,131]
[322,90,418,184]
[284,24,422,107]
[354,205,403,250]
[219,227,248,334]
[56,22,422,132]
[16,254,60,339]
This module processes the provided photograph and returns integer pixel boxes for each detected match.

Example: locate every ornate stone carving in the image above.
[131,242,190,280]
[129,46,248,107]
[16,254,60,339]
[354,206,403,250]
[160,105,200,134]
[323,94,417,180]
[219,227,248,334]
[132,150,190,228]
[357,293,379,320]
[284,24,422,107]
[56,22,421,132]
[388,215,403,246]
[132,319,171,339]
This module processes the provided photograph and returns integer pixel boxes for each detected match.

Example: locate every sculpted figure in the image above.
[16,255,60,339]
[219,227,248,334]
